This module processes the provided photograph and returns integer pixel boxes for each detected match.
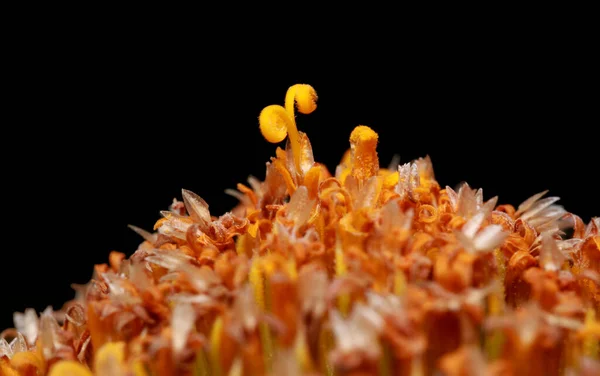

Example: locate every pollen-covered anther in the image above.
[349,125,379,183]
[259,84,318,172]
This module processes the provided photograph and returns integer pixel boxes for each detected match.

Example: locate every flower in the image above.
[1,84,598,375]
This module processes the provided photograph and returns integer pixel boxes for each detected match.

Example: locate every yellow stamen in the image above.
[249,257,275,370]
[484,310,505,360]
[583,308,599,359]
[48,361,93,376]
[259,322,274,372]
[294,331,314,372]
[394,271,407,296]
[249,258,265,311]
[304,165,322,199]
[494,248,507,284]
[210,317,224,376]
[335,236,350,316]
[379,341,392,376]
[319,327,335,376]
[236,234,248,255]
[259,84,317,173]
[259,105,292,144]
[486,250,506,361]
[285,84,318,116]
[194,348,210,376]
[350,125,379,184]
[285,84,317,171]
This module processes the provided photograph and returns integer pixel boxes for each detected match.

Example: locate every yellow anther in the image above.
[285,84,318,116]
[259,84,318,173]
[350,125,379,183]
[259,105,294,144]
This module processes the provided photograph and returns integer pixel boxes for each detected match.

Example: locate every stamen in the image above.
[582,308,599,359]
[249,258,265,311]
[294,331,313,372]
[194,348,210,376]
[379,341,393,376]
[335,236,350,316]
[259,84,317,173]
[209,317,223,376]
[350,125,379,184]
[319,327,335,376]
[394,271,406,296]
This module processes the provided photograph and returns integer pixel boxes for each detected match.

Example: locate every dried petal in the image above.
[171,303,195,356]
[13,308,38,346]
[182,189,211,229]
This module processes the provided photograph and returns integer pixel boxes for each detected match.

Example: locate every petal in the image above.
[181,189,211,227]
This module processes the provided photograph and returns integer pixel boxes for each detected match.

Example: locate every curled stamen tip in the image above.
[259,105,290,143]
[289,84,318,114]
[350,125,378,145]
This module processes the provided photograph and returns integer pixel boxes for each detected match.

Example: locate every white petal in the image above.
[287,186,315,227]
[182,189,211,227]
[539,234,566,272]
[127,225,157,244]
[516,190,549,216]
[527,206,566,228]
[0,338,12,358]
[9,333,28,354]
[520,197,561,221]
[13,308,38,346]
[172,303,195,355]
[463,212,486,239]
[445,186,459,211]
[387,154,401,171]
[473,225,508,252]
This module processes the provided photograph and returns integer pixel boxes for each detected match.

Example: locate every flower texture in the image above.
[1,84,598,376]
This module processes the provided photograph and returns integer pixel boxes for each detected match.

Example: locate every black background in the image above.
[2,43,597,330]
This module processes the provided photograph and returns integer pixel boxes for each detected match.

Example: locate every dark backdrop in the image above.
[2,52,596,330]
